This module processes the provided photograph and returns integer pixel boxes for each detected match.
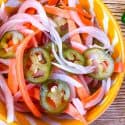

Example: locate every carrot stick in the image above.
[16,35,41,117]
[61,5,92,40]
[84,87,102,103]
[76,4,92,19]
[48,0,59,5]
[68,19,86,53]
[44,6,70,19]
[65,103,87,125]
[68,19,82,44]
[28,88,40,101]
[61,5,92,20]
[114,62,125,72]
[70,75,90,101]
[8,59,19,95]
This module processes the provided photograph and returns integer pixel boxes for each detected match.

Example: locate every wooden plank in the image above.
[92,0,125,124]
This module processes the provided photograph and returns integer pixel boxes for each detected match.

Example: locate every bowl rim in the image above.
[86,0,125,124]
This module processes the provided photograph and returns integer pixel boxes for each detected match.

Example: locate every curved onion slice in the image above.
[52,73,82,87]
[0,75,14,123]
[68,0,84,27]
[0,59,10,66]
[52,43,94,74]
[10,13,47,30]
[18,0,50,28]
[52,61,94,74]
[5,0,21,7]
[72,98,86,115]
[52,39,94,75]
[14,25,34,35]
[103,78,112,94]
[0,14,47,37]
[62,26,112,51]
[70,41,88,52]
[34,15,57,27]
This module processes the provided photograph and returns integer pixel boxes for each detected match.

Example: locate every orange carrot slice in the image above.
[8,59,19,95]
[16,35,41,117]
[48,0,59,5]
[44,6,70,19]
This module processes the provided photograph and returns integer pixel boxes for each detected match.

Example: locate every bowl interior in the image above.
[0,0,125,125]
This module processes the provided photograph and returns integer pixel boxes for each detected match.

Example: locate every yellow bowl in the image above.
[0,0,125,125]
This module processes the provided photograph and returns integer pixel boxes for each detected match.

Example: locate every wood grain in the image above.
[92,0,125,125]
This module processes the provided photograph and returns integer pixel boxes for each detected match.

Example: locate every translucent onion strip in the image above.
[62,26,112,51]
[0,75,14,123]
[52,73,82,87]
[72,98,86,115]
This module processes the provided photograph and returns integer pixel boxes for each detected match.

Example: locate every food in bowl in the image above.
[0,0,124,124]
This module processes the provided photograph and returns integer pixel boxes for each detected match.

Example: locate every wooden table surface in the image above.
[92,0,125,125]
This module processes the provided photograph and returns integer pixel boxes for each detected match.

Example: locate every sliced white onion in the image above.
[85,35,93,47]
[103,78,112,94]
[0,15,47,37]
[70,41,88,51]
[62,26,112,51]
[18,0,50,28]
[34,15,57,28]
[0,75,14,123]
[9,13,47,29]
[85,81,105,109]
[68,0,84,27]
[52,43,94,74]
[52,62,94,74]
[14,25,34,35]
[72,98,86,115]
[52,73,82,88]
[0,59,10,66]
[5,0,21,7]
